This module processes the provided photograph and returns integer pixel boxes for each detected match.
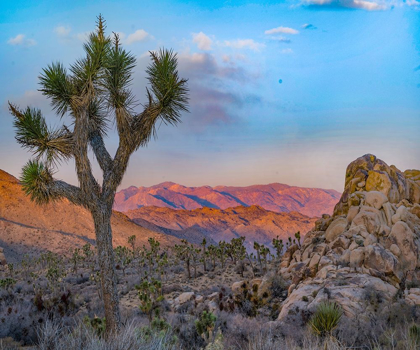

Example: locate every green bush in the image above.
[309,301,342,337]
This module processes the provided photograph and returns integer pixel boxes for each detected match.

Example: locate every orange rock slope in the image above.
[126,205,317,251]
[0,170,178,261]
[114,182,340,217]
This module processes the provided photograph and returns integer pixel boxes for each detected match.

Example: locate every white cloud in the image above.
[406,0,420,5]
[301,0,388,10]
[7,34,36,47]
[192,32,213,51]
[54,26,71,37]
[223,39,265,51]
[265,26,299,35]
[125,29,152,45]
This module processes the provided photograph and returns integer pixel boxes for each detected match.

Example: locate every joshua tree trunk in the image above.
[92,206,121,334]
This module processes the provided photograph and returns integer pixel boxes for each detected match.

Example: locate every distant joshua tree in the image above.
[8,16,188,334]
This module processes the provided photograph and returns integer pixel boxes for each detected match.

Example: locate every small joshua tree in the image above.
[9,15,188,334]
[71,247,82,274]
[128,235,136,254]
[173,239,194,279]
[195,311,217,344]
[136,278,164,323]
[272,236,284,261]
[201,238,207,272]
[114,245,132,276]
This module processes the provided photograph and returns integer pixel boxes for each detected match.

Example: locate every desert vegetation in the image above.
[1,230,420,349]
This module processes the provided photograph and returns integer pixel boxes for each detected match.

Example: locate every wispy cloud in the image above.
[268,36,292,43]
[265,26,299,35]
[54,26,71,37]
[302,23,317,30]
[125,29,153,44]
[223,39,265,51]
[281,48,294,54]
[301,0,388,11]
[7,34,36,47]
[174,51,260,129]
[192,32,213,50]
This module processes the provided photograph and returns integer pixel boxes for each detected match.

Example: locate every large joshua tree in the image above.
[8,16,188,333]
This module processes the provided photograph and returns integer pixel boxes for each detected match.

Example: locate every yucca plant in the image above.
[409,324,420,344]
[309,301,343,337]
[9,15,188,335]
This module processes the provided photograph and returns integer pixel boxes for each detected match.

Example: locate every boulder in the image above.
[351,206,382,235]
[392,206,408,224]
[365,191,388,210]
[388,221,417,271]
[331,236,350,250]
[176,292,195,305]
[347,206,360,224]
[366,171,392,198]
[325,217,347,243]
[364,244,397,276]
[350,248,365,269]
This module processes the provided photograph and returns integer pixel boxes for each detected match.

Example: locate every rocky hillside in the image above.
[126,205,317,251]
[277,154,420,322]
[114,182,341,217]
[0,170,179,262]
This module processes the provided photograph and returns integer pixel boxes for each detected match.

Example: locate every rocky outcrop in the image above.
[278,155,420,322]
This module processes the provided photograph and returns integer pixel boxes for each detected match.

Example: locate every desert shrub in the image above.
[363,285,384,310]
[83,315,106,338]
[171,313,205,349]
[0,278,17,291]
[269,275,288,299]
[36,320,180,350]
[309,302,342,337]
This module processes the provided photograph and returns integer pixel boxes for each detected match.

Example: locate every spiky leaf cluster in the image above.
[309,302,343,337]
[20,160,56,204]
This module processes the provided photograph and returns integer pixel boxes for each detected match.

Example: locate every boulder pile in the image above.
[277,154,420,320]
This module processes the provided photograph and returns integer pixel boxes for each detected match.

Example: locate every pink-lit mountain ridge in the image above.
[114,182,341,217]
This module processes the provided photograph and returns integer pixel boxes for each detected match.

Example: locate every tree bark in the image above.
[92,206,121,335]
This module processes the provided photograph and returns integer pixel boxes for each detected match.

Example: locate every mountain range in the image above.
[114,182,341,217]
[126,205,317,251]
[0,168,340,260]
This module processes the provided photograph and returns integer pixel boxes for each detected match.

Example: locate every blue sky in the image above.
[0,0,419,191]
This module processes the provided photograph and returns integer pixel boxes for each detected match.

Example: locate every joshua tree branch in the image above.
[89,129,113,173]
